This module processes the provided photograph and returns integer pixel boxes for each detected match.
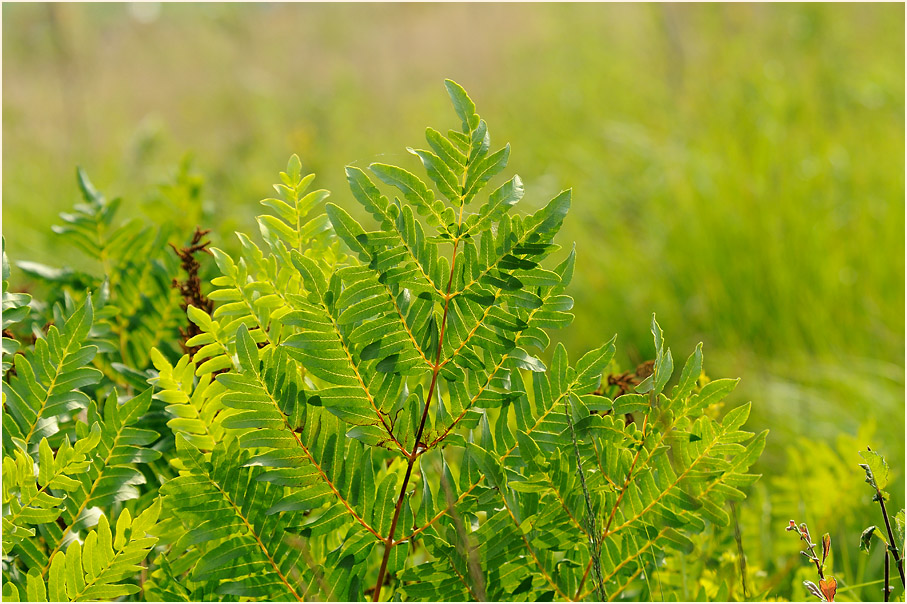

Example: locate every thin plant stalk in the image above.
[884,551,891,602]
[371,208,464,602]
[866,447,906,588]
[564,395,605,601]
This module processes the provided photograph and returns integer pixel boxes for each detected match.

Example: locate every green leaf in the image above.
[26,568,47,603]
[444,79,478,132]
[370,163,435,211]
[673,343,703,401]
[859,449,890,491]
[659,528,695,554]
[689,378,739,414]
[234,324,260,373]
[860,526,882,554]
[574,337,617,391]
[326,202,369,256]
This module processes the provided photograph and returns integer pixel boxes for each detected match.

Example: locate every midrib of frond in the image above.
[318,299,405,450]
[374,211,447,300]
[589,438,621,491]
[249,364,384,540]
[21,327,88,447]
[237,286,280,347]
[40,424,134,578]
[451,223,544,297]
[436,296,496,371]
[5,473,62,536]
[381,281,432,366]
[544,473,589,538]
[201,472,303,602]
[439,550,480,601]
[66,539,148,602]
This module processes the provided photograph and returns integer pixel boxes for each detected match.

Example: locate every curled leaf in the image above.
[803,580,825,601]
[821,533,831,565]
[860,526,879,554]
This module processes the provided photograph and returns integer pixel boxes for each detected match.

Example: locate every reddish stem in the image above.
[371,236,461,601]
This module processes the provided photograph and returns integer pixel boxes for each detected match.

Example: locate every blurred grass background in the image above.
[2,3,904,599]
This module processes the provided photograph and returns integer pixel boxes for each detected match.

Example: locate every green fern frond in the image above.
[2,427,101,556]
[184,80,767,602]
[2,295,101,452]
[218,326,388,538]
[25,389,163,578]
[258,154,332,254]
[187,161,338,374]
[160,436,314,601]
[149,348,230,453]
[10,500,161,602]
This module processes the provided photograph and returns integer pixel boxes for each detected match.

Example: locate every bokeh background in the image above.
[3,3,904,600]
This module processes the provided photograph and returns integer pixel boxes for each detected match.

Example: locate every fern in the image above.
[2,79,767,602]
[158,436,318,601]
[148,348,230,453]
[2,428,101,556]
[3,500,161,602]
[19,168,186,373]
[156,80,767,602]
[2,295,100,453]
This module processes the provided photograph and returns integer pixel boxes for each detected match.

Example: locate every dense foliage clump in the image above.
[1,82,770,602]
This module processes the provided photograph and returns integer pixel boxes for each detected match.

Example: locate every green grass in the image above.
[3,4,903,599]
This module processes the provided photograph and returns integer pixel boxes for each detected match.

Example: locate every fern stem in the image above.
[564,395,605,601]
[372,221,463,602]
[21,333,84,448]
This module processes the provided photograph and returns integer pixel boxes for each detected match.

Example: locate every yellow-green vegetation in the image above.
[2,4,903,601]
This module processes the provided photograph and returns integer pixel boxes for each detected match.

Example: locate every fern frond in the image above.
[170,80,766,602]
[217,326,386,538]
[2,427,101,556]
[189,161,338,374]
[258,154,332,254]
[160,436,311,601]
[2,296,101,452]
[149,348,229,452]
[15,500,161,602]
[50,168,125,266]
[28,389,163,577]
